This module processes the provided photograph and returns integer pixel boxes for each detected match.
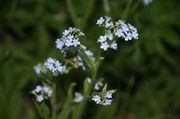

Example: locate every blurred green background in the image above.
[0,0,180,119]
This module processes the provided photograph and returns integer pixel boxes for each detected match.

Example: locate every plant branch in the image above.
[71,49,102,119]
[51,78,57,119]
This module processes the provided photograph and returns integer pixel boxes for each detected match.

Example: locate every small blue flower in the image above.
[34,64,42,74]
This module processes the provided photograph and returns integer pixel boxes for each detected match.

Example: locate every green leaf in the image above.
[79,49,95,70]
[34,101,50,119]
[102,83,107,92]
[83,77,91,95]
[58,83,76,119]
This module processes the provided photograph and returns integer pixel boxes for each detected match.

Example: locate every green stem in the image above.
[51,79,57,119]
[122,0,134,19]
[87,50,102,95]
[41,73,53,85]
[71,50,102,119]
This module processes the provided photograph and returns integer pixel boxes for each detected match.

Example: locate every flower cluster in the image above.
[74,92,84,103]
[32,85,52,102]
[56,27,85,55]
[96,16,138,51]
[55,27,95,70]
[32,16,138,107]
[97,16,113,29]
[92,91,115,106]
[114,20,139,41]
[44,57,66,75]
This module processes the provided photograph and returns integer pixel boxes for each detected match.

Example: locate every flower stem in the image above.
[71,50,102,119]
[51,79,57,119]
[87,50,102,95]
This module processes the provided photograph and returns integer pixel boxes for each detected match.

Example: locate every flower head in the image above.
[97,16,114,29]
[98,35,107,43]
[110,42,118,50]
[34,64,42,74]
[114,21,139,41]
[96,17,105,26]
[95,81,103,90]
[35,85,43,93]
[92,95,101,104]
[37,95,44,102]
[100,42,110,51]
[74,92,84,103]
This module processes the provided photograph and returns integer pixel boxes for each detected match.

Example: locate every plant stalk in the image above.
[72,50,102,119]
[51,79,57,119]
